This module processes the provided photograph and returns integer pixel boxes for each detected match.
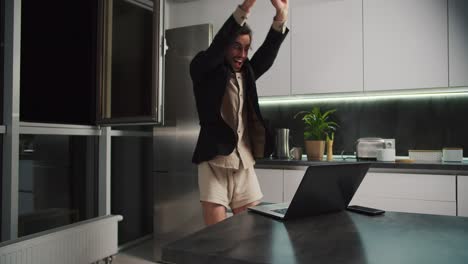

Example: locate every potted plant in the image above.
[294,107,338,161]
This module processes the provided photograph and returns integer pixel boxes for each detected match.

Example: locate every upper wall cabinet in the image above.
[291,0,363,95]
[364,0,448,91]
[247,1,291,97]
[449,0,468,87]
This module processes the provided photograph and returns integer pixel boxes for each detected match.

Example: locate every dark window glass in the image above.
[19,0,98,124]
[18,135,98,237]
[0,138,3,241]
[1,0,5,241]
[1,0,5,123]
[111,131,153,245]
[105,0,154,121]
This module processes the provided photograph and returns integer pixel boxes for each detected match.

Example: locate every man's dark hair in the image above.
[229,23,253,45]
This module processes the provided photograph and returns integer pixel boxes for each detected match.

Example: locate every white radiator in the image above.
[0,215,122,264]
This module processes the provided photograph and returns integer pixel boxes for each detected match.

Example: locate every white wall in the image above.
[167,0,232,31]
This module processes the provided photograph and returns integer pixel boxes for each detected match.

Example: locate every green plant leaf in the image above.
[295,107,339,140]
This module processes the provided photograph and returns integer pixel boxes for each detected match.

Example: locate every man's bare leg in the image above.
[201,201,227,226]
[232,200,260,215]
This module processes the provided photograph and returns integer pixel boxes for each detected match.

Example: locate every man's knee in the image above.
[232,200,260,214]
[201,201,227,226]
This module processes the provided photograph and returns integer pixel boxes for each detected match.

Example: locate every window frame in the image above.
[96,0,164,126]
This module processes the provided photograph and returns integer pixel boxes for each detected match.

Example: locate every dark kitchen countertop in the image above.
[162,211,468,264]
[255,156,468,175]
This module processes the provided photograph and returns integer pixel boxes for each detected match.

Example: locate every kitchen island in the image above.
[162,210,468,264]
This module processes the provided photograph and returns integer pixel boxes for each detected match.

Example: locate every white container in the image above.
[377,148,396,162]
[442,148,463,162]
[408,150,442,162]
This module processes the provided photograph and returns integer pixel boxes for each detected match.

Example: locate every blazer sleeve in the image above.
[190,15,242,82]
[249,26,289,80]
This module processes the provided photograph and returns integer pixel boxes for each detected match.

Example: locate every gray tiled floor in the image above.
[113,254,156,264]
[113,239,160,264]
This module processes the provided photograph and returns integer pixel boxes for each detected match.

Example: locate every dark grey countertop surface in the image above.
[255,157,468,175]
[162,211,468,264]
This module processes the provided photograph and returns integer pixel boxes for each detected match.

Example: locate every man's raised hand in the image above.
[271,0,288,21]
[241,0,256,13]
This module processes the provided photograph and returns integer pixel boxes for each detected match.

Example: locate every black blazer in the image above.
[190,15,289,164]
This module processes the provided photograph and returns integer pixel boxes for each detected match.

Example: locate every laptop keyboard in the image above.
[272,208,288,215]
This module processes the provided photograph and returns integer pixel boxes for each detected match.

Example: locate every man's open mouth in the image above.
[234,58,243,68]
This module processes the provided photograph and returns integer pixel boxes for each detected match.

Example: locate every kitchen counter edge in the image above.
[255,159,468,176]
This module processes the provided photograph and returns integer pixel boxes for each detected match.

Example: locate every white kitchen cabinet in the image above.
[248,1,291,97]
[283,168,308,202]
[363,0,448,91]
[449,0,468,87]
[291,0,363,95]
[256,168,283,203]
[458,176,468,217]
[350,172,456,216]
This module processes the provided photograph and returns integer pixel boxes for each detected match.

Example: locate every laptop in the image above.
[248,163,371,220]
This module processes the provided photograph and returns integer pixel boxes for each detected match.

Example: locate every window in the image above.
[1,0,4,122]
[19,0,98,125]
[1,0,5,241]
[18,135,98,237]
[110,127,153,245]
[19,0,164,125]
[98,0,163,124]
[1,0,160,245]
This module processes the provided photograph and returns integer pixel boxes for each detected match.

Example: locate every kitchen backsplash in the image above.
[259,95,468,157]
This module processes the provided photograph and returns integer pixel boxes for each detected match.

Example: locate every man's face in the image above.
[225,34,251,72]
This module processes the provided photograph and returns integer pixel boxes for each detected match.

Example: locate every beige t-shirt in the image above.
[208,71,255,169]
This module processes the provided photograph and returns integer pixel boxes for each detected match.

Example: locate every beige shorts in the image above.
[198,162,263,209]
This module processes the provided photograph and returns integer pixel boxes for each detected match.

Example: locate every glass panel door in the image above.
[1,0,5,123]
[98,0,162,125]
[1,0,5,241]
[110,129,153,245]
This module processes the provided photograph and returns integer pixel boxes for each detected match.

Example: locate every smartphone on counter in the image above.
[347,205,385,216]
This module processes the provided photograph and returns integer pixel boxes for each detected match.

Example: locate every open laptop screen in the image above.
[284,163,371,219]
[249,163,371,220]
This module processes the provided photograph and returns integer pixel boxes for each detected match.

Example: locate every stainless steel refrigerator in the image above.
[153,24,213,261]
